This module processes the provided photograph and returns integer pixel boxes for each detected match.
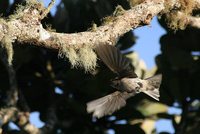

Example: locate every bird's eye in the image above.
[137,82,143,87]
[135,87,140,93]
[111,81,120,88]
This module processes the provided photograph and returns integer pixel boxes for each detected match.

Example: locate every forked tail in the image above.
[142,74,162,101]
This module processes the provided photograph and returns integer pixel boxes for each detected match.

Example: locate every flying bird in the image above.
[87,45,162,118]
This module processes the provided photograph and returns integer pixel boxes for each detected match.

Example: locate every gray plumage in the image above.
[87,45,162,118]
[95,44,137,78]
[87,91,134,118]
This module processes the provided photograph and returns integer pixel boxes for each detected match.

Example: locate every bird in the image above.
[87,45,162,118]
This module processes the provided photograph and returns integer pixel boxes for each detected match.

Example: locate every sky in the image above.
[133,17,166,68]
[8,0,177,133]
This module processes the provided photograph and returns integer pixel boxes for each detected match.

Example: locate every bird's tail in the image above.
[86,91,134,118]
[142,74,162,101]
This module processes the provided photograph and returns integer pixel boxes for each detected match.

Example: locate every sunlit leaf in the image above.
[136,99,168,116]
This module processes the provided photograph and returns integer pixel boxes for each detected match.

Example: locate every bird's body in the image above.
[87,45,162,118]
[112,77,143,93]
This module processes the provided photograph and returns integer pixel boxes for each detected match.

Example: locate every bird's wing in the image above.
[95,45,137,78]
[87,91,135,118]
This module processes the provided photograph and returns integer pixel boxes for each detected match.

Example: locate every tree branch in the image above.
[0,107,17,127]
[186,15,200,29]
[40,0,55,20]
[0,0,199,51]
[0,48,18,106]
[177,11,200,29]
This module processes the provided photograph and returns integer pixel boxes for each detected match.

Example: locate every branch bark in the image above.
[0,0,199,51]
[0,107,17,127]
[177,11,200,29]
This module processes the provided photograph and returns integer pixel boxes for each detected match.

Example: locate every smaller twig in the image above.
[6,65,18,106]
[0,106,40,134]
[177,11,200,29]
[40,105,57,133]
[194,0,200,9]
[0,48,18,106]
[40,0,55,20]
[176,101,189,134]
[187,16,200,29]
[17,89,30,112]
[16,111,41,134]
[0,107,17,127]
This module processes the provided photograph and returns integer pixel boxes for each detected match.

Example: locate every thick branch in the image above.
[0,0,195,50]
[0,0,199,50]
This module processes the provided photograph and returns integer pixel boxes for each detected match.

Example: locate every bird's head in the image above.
[110,79,121,89]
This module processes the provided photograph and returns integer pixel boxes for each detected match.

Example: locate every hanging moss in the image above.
[1,36,14,65]
[58,41,97,72]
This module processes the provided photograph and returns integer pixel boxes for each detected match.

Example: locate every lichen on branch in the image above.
[1,36,14,65]
[0,0,199,71]
[0,18,14,65]
[58,43,97,72]
[163,0,197,30]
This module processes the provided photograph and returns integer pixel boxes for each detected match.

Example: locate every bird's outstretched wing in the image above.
[95,45,137,78]
[87,91,135,118]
